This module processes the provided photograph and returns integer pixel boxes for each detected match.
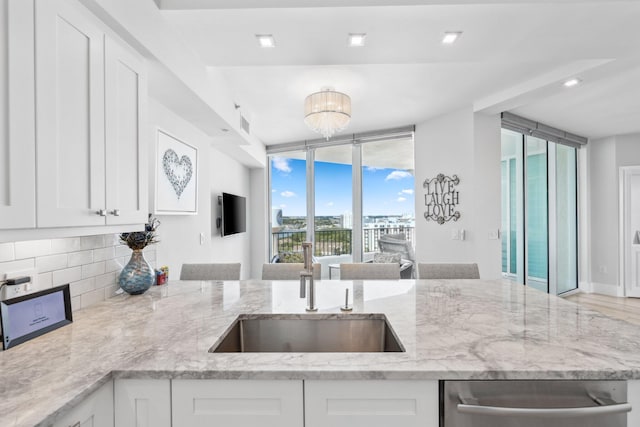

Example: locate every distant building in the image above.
[341,211,353,229]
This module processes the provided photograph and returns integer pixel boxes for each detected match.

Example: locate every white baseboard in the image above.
[590,282,622,297]
[578,281,592,293]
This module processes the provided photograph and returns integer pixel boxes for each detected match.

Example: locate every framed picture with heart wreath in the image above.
[155,129,198,215]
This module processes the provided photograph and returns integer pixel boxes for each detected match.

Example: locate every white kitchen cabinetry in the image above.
[115,379,170,427]
[0,0,36,229]
[52,380,113,427]
[104,37,148,226]
[304,380,439,427]
[629,380,640,426]
[172,379,304,427]
[35,0,147,228]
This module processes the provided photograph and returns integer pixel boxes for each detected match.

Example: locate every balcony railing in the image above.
[271,226,415,257]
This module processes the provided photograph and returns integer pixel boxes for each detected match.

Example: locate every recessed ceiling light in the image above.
[442,31,462,44]
[563,78,582,88]
[255,34,275,48]
[348,33,367,47]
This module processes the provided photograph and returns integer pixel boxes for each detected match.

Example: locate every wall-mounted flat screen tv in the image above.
[221,192,246,236]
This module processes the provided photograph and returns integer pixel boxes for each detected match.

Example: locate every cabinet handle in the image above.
[96,209,107,217]
[109,209,120,216]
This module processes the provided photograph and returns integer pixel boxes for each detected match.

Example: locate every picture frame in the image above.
[155,129,198,215]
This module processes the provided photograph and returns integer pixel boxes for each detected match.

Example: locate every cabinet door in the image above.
[52,381,114,427]
[104,37,148,225]
[35,0,106,227]
[172,379,303,427]
[0,0,36,229]
[114,379,170,427]
[304,380,439,427]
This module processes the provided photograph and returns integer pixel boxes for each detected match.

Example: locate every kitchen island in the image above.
[1,279,640,426]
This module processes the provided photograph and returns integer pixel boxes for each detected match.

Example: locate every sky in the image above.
[271,157,415,217]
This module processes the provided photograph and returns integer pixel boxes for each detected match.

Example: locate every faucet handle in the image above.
[340,288,353,312]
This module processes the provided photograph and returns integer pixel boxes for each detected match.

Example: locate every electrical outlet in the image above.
[1,268,37,301]
[451,229,459,240]
[599,266,607,274]
[488,230,500,240]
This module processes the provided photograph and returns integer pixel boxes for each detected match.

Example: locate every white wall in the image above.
[414,107,502,278]
[589,137,617,290]
[249,167,269,279]
[149,100,213,277]
[209,147,253,279]
[588,133,640,295]
[149,99,253,279]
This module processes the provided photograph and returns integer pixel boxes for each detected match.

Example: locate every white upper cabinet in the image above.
[0,0,36,229]
[104,36,148,225]
[36,0,106,227]
[35,0,147,228]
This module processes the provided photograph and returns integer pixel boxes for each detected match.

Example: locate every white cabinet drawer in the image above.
[172,379,303,427]
[304,380,439,427]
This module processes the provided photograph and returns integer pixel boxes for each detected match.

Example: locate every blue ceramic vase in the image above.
[119,250,155,295]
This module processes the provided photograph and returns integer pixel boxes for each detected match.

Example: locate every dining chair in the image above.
[417,263,480,279]
[179,263,241,280]
[261,263,321,280]
[339,263,401,280]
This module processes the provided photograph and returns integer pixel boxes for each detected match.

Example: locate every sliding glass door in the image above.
[526,136,548,292]
[500,129,578,295]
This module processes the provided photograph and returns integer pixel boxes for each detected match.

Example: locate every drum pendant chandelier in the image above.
[304,87,351,140]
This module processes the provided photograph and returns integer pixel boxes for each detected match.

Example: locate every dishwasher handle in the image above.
[457,397,632,418]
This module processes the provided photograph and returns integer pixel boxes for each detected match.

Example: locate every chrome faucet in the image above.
[299,242,317,312]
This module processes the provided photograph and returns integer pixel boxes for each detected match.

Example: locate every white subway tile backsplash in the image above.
[108,234,122,247]
[14,239,52,259]
[93,247,115,262]
[37,272,52,289]
[2,234,159,311]
[105,258,123,273]
[50,237,82,254]
[71,295,81,312]
[115,245,131,258]
[82,261,105,279]
[68,250,93,267]
[36,254,68,273]
[80,235,105,250]
[0,243,15,263]
[70,278,96,297]
[95,271,116,288]
[0,258,35,276]
[52,267,82,287]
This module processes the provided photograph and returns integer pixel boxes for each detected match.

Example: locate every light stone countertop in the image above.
[2,279,640,426]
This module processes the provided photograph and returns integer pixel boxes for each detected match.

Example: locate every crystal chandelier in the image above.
[304,88,351,140]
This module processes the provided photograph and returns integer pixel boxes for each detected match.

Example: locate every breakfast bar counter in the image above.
[2,279,640,426]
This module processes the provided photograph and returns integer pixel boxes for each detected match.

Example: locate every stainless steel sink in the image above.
[209,313,405,353]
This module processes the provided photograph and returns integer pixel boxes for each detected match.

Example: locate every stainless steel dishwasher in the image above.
[441,380,631,427]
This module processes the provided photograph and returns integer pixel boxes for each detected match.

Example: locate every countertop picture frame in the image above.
[155,129,198,215]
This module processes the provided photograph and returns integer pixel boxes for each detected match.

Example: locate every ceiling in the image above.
[157,0,640,145]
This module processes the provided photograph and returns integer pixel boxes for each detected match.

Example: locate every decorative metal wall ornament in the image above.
[423,173,460,224]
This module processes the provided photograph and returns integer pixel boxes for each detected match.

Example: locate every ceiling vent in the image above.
[240,114,251,135]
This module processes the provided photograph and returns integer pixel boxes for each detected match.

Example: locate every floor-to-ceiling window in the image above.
[362,138,415,259]
[267,127,415,272]
[500,122,579,295]
[269,152,307,261]
[314,145,353,260]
